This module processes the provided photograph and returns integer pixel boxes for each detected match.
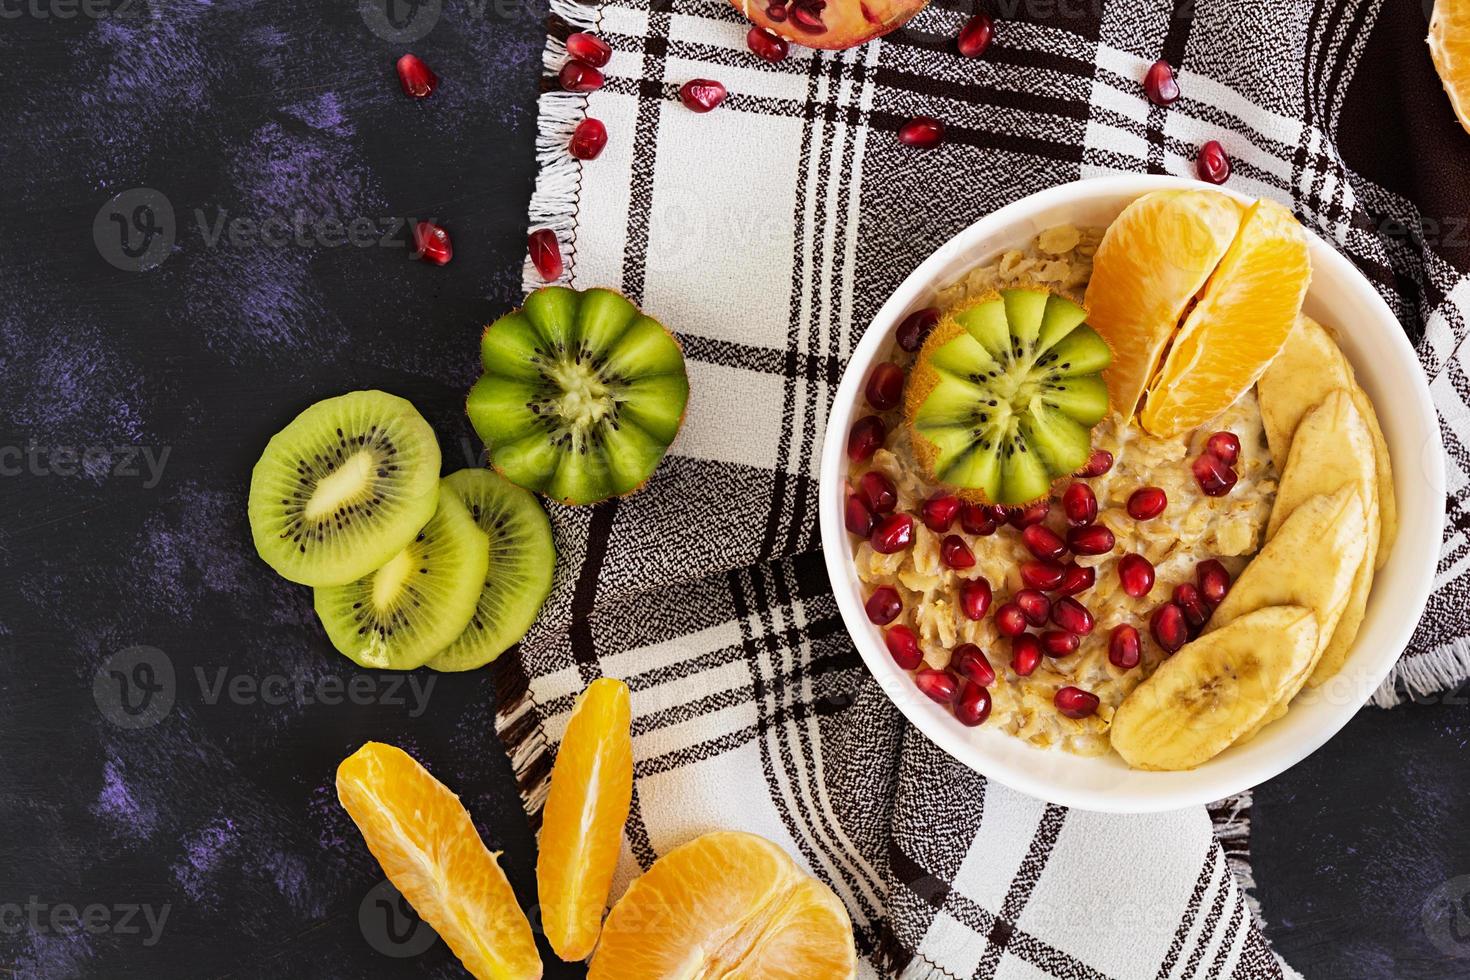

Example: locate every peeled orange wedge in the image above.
[336,742,542,980]
[1140,198,1310,436]
[536,677,634,962]
[588,831,857,979]
[1083,189,1243,421]
[1430,0,1470,134]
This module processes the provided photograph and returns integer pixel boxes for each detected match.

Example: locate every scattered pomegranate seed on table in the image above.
[1196,139,1231,184]
[1015,589,1051,627]
[1117,553,1155,598]
[1191,452,1238,496]
[412,221,452,265]
[1173,583,1210,633]
[898,115,945,149]
[995,602,1027,636]
[951,643,996,686]
[1196,559,1231,606]
[1051,596,1095,635]
[1056,563,1095,596]
[1205,430,1240,466]
[1040,630,1079,657]
[857,471,896,514]
[865,362,904,410]
[915,669,959,704]
[1109,624,1141,669]
[1062,483,1097,526]
[569,117,609,160]
[954,682,993,725]
[956,13,993,58]
[885,625,922,668]
[960,503,998,535]
[1055,686,1100,719]
[895,308,940,351]
[869,513,914,554]
[559,59,605,93]
[396,53,439,98]
[940,534,976,569]
[1067,523,1115,556]
[1077,449,1113,478]
[844,493,875,536]
[1008,501,1050,528]
[1022,523,1067,561]
[747,26,789,62]
[565,31,612,67]
[1143,59,1179,106]
[528,228,563,280]
[846,416,885,461]
[1127,486,1167,520]
[959,578,993,620]
[1020,559,1067,591]
[1151,602,1188,653]
[864,586,902,625]
[921,494,961,532]
[1011,634,1043,675]
[679,78,727,112]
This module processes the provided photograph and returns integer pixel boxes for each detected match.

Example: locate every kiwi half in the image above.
[248,390,442,586]
[467,286,689,506]
[313,484,489,670]
[426,469,556,672]
[904,286,1112,505]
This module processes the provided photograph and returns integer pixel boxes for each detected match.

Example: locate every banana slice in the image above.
[1110,606,1320,770]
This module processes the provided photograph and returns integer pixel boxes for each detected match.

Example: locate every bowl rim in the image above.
[818,173,1445,813]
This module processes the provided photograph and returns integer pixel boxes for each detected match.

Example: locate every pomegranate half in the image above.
[733,0,927,51]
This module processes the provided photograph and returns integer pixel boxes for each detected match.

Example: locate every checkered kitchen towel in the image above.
[492,0,1470,975]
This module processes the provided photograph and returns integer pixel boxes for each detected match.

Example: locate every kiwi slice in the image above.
[313,485,489,670]
[248,390,442,586]
[904,286,1112,505]
[426,469,556,672]
[466,286,689,506]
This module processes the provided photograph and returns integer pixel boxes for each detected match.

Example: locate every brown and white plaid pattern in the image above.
[497,0,1468,974]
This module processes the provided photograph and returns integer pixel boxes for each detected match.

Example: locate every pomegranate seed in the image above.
[1008,501,1050,529]
[1109,624,1141,669]
[766,2,787,21]
[959,578,993,620]
[1056,563,1095,596]
[995,602,1027,637]
[922,494,961,532]
[1196,559,1231,607]
[569,117,609,160]
[679,78,727,112]
[746,25,789,62]
[789,1,825,33]
[1055,686,1100,719]
[566,32,612,67]
[1020,559,1067,591]
[1062,483,1097,527]
[1127,486,1167,520]
[1174,583,1210,633]
[895,308,940,352]
[954,681,992,726]
[1011,634,1043,676]
[396,53,439,98]
[857,471,897,514]
[528,229,563,281]
[960,504,998,536]
[885,625,922,669]
[1205,430,1241,466]
[915,669,959,704]
[1014,589,1051,627]
[940,534,975,569]
[865,586,902,625]
[1197,139,1231,184]
[1022,524,1067,561]
[1191,453,1238,496]
[846,416,886,462]
[1067,523,1115,556]
[559,59,605,93]
[1050,596,1095,635]
[412,222,452,265]
[956,13,993,57]
[1041,630,1079,657]
[1143,59,1179,106]
[1151,602,1188,653]
[951,643,996,686]
[869,513,914,554]
[1117,553,1155,598]
[865,362,905,411]
[898,115,944,149]
[1077,449,1113,478]
[844,493,874,536]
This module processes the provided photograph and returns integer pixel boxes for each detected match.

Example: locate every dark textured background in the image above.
[0,1,1467,977]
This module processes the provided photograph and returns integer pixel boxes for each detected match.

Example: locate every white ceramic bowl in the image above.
[820,174,1445,813]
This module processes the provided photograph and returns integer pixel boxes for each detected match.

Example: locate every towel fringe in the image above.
[1376,637,1470,707]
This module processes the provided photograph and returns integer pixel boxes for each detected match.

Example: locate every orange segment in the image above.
[336,742,542,980]
[1139,198,1310,437]
[588,831,856,980]
[1083,189,1244,420]
[536,678,634,961]
[1430,0,1470,134]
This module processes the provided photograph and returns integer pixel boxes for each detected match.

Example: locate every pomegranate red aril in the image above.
[1020,559,1067,591]
[1205,430,1241,466]
[1151,602,1188,653]
[865,362,905,411]
[885,625,922,669]
[864,586,902,625]
[1055,686,1100,719]
[1109,624,1141,670]
[954,681,992,726]
[1051,596,1095,635]
[898,115,944,149]
[1022,524,1067,561]
[844,493,874,536]
[950,643,996,687]
[1127,486,1167,520]
[560,59,605,93]
[766,2,787,20]
[956,13,993,57]
[959,578,993,621]
[528,229,563,281]
[915,669,959,704]
[1197,139,1231,184]
[1057,563,1095,596]
[1192,453,1239,496]
[789,1,826,34]
[1040,630,1079,657]
[1011,634,1043,676]
[1143,59,1179,106]
[994,602,1027,637]
[1077,449,1113,478]
[922,494,961,532]
[569,117,609,160]
[857,470,897,514]
[412,222,452,265]
[565,32,612,67]
[869,513,914,554]
[985,504,1011,523]
[847,415,886,462]
[1197,559,1231,607]
[896,308,940,352]
[960,504,998,536]
[1067,523,1115,556]
[940,534,975,569]
[1014,589,1051,627]
[746,26,789,62]
[396,53,439,98]
[1008,501,1050,529]
[680,78,728,112]
[1062,483,1097,527]
[1117,553,1155,598]
[1174,583,1210,633]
